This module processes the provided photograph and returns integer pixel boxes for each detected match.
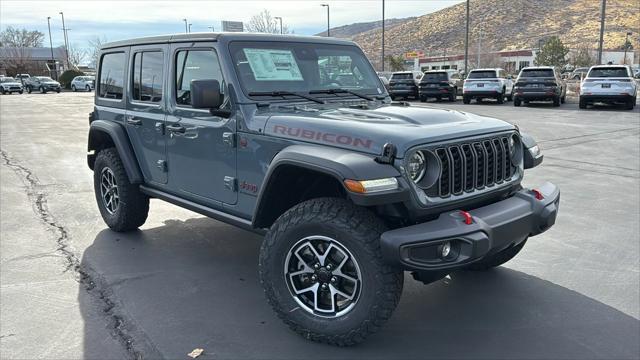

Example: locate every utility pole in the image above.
[183,19,188,33]
[382,0,385,72]
[464,0,470,75]
[274,16,283,34]
[59,12,70,70]
[597,0,606,64]
[47,17,56,79]
[623,32,632,65]
[321,4,330,37]
[188,23,192,33]
[477,25,483,68]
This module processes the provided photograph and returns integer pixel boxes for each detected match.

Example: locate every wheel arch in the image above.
[88,120,143,184]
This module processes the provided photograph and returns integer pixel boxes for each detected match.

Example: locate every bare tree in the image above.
[88,36,108,68]
[245,9,291,34]
[0,26,44,47]
[0,47,33,75]
[67,43,86,68]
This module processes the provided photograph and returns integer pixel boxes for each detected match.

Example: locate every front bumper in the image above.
[380,182,560,271]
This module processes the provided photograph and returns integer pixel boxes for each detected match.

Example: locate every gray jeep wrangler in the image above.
[88,33,559,346]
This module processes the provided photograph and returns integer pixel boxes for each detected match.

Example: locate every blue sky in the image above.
[1,0,463,52]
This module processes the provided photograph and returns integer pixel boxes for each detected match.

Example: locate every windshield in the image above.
[229,41,383,100]
[1,77,17,83]
[36,77,55,81]
[421,72,447,82]
[468,70,497,79]
[520,69,554,78]
[588,67,628,78]
[391,73,413,80]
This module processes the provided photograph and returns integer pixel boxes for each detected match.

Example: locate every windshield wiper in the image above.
[309,88,376,101]
[248,91,325,104]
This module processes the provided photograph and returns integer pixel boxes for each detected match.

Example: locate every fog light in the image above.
[441,241,451,258]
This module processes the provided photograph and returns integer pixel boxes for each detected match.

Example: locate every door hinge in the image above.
[156,160,167,172]
[224,176,237,191]
[222,132,236,147]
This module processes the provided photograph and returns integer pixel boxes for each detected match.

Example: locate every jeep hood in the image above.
[263,105,515,157]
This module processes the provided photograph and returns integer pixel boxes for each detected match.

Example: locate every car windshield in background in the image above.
[521,69,554,77]
[589,68,628,78]
[421,72,447,82]
[1,77,17,82]
[229,41,383,99]
[37,77,55,81]
[468,71,497,79]
[391,73,413,80]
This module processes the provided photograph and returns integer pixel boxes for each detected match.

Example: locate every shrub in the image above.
[59,69,85,89]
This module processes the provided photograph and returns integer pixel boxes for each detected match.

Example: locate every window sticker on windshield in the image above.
[243,48,303,81]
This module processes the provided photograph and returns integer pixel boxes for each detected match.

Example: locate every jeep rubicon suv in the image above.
[88,33,559,346]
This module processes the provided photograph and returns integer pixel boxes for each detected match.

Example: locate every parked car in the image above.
[388,71,422,100]
[0,77,24,94]
[462,68,514,104]
[513,66,566,107]
[569,67,589,81]
[71,76,95,91]
[579,65,637,110]
[24,76,62,94]
[418,70,462,102]
[377,75,390,90]
[15,73,30,84]
[88,33,558,346]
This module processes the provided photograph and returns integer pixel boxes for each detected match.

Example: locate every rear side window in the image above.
[520,69,554,77]
[391,73,412,80]
[421,72,448,82]
[589,67,629,78]
[99,52,125,99]
[468,71,497,79]
[132,51,164,103]
[175,49,224,107]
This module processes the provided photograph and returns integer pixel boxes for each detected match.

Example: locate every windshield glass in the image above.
[421,72,447,82]
[468,70,497,79]
[1,77,17,82]
[229,41,383,99]
[589,67,628,78]
[391,73,413,80]
[520,69,554,77]
[36,77,55,81]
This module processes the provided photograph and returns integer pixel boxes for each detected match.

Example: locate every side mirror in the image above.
[190,79,223,109]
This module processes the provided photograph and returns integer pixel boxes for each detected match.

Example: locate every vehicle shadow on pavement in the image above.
[79,217,640,359]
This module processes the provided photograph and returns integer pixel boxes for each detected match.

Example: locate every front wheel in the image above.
[496,91,504,104]
[259,198,403,346]
[26,86,32,94]
[93,148,149,232]
[465,239,528,271]
[86,85,91,91]
[39,86,46,94]
[72,85,77,92]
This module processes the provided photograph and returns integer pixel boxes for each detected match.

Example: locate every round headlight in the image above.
[407,151,426,183]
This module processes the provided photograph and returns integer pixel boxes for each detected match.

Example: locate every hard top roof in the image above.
[101,32,356,50]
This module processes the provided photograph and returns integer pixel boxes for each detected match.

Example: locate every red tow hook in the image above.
[532,189,544,200]
[459,210,473,225]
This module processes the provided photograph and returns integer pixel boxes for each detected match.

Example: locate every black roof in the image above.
[101,32,355,50]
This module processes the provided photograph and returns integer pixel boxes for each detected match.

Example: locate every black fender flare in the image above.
[252,144,409,228]
[521,132,543,169]
[87,120,143,184]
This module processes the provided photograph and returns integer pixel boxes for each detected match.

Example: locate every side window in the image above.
[99,52,125,99]
[175,49,223,107]
[132,51,163,103]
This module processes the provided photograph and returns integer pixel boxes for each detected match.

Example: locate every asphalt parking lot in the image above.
[1,92,639,359]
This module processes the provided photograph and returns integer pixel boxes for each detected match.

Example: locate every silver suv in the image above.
[463,68,514,104]
[579,65,636,110]
[71,76,95,91]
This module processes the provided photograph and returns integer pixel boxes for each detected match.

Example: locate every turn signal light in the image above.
[344,178,398,194]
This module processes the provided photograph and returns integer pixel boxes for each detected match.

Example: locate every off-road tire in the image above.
[465,239,528,271]
[259,198,404,346]
[463,95,471,104]
[93,148,149,232]
[579,97,587,109]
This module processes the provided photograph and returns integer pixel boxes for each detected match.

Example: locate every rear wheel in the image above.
[552,96,561,107]
[513,97,521,107]
[93,148,149,232]
[506,91,513,102]
[465,239,528,271]
[449,91,456,102]
[496,90,504,104]
[419,96,426,102]
[86,85,91,91]
[462,95,471,104]
[561,93,566,104]
[1,89,6,95]
[626,97,635,110]
[579,97,587,109]
[39,86,46,94]
[26,86,32,94]
[259,198,403,346]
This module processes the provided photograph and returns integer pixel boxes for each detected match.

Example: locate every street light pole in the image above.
[274,16,283,34]
[597,0,606,64]
[321,4,330,37]
[623,32,632,65]
[464,0,470,75]
[381,0,385,72]
[208,26,215,32]
[188,23,192,33]
[59,12,70,69]
[477,25,483,68]
[47,17,56,79]
[183,19,188,33]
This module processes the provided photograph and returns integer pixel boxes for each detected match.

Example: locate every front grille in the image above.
[432,135,514,198]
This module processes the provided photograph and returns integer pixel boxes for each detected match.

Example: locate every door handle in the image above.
[166,124,186,134]
[126,116,142,126]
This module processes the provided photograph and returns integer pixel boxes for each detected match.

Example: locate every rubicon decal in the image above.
[272,125,373,149]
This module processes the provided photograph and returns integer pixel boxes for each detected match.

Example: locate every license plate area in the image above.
[601,83,611,88]
[477,83,484,87]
